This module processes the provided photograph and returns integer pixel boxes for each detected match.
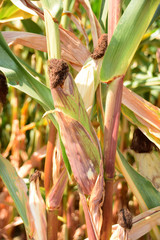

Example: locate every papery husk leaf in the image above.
[122,86,160,149]
[51,73,102,195]
[46,140,68,210]
[29,174,47,240]
[79,193,98,240]
[52,139,65,184]
[89,160,104,238]
[75,58,100,115]
[46,168,68,209]
[0,154,33,237]
[116,148,160,239]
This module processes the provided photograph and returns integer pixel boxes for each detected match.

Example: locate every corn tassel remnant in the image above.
[48,59,69,88]
[91,34,108,60]
[118,208,133,230]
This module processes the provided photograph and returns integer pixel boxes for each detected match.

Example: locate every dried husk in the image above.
[29,172,47,240]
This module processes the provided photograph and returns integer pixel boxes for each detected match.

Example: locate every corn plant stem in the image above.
[44,122,56,196]
[44,123,57,240]
[67,193,75,239]
[101,77,123,240]
[43,6,62,239]
[47,209,59,240]
[61,0,71,29]
[108,0,122,43]
[101,1,122,239]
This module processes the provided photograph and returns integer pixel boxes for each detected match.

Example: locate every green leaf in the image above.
[100,0,160,82]
[21,19,43,34]
[148,4,160,28]
[0,154,32,236]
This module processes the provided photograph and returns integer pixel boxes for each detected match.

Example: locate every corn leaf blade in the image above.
[100,0,160,82]
[0,154,32,236]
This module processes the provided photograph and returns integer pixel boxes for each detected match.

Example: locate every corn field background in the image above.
[0,0,160,239]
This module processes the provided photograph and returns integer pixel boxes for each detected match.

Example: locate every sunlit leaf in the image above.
[100,0,160,82]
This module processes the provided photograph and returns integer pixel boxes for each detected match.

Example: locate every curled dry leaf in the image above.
[89,160,104,238]
[45,123,68,211]
[78,0,101,47]
[18,145,46,178]
[122,86,160,148]
[29,171,47,240]
[46,168,68,210]
[62,12,89,48]
[52,138,65,184]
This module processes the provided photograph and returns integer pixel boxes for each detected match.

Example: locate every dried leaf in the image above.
[62,12,89,48]
[46,168,68,209]
[2,30,89,71]
[122,86,160,148]
[29,171,47,240]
